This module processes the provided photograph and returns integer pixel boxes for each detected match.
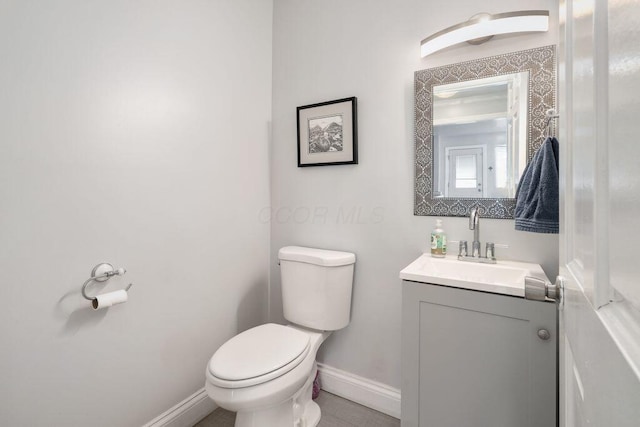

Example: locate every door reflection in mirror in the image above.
[432,72,528,199]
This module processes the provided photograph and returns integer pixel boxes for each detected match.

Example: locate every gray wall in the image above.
[271,0,559,390]
[0,1,272,425]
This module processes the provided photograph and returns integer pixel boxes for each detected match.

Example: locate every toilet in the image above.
[205,246,356,427]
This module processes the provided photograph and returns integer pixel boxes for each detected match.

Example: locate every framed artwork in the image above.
[297,97,358,167]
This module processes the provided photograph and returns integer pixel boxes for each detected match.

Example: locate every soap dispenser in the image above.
[430,219,447,258]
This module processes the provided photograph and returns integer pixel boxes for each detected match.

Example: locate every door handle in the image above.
[524,276,564,306]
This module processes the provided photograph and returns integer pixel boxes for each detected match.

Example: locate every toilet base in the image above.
[303,400,321,427]
[235,399,293,426]
[234,363,320,427]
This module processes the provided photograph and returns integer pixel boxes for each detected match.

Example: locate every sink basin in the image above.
[399,255,550,297]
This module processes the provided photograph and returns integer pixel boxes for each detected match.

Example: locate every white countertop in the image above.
[399,254,550,297]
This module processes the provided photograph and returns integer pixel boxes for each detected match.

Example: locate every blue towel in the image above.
[514,137,559,233]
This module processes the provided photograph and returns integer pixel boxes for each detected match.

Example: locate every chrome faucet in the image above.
[458,208,496,263]
[470,208,481,257]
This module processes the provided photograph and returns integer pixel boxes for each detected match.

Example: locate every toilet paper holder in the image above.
[81,263,133,301]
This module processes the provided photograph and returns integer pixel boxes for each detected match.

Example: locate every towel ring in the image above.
[81,263,133,301]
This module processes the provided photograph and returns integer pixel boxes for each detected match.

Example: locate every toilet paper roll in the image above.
[92,290,128,310]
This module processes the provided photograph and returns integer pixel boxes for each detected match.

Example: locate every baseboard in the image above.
[142,388,216,427]
[317,363,401,419]
[143,368,400,425]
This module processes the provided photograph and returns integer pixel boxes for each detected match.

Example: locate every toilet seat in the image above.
[208,323,310,389]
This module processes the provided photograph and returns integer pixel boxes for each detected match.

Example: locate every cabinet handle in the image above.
[537,329,551,340]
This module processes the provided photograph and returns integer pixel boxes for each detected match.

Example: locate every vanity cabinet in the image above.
[401,280,557,427]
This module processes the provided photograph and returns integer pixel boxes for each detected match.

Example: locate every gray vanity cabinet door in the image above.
[401,281,557,427]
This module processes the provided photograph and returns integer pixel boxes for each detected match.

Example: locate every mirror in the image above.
[414,45,556,218]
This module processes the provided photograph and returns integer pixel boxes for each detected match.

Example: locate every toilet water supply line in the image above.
[81,263,133,310]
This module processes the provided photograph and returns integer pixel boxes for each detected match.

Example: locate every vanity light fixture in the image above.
[420,10,549,58]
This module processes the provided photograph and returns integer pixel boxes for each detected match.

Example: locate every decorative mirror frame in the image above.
[414,45,556,218]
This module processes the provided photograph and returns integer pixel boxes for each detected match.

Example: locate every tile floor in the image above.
[195,391,400,427]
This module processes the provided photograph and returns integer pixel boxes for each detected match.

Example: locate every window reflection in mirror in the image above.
[432,72,529,199]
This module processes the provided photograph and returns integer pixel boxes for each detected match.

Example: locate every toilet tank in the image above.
[278,246,356,331]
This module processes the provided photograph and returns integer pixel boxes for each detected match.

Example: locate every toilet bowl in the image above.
[206,324,330,426]
[205,246,356,427]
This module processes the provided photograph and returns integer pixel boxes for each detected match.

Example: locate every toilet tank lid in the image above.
[279,246,356,267]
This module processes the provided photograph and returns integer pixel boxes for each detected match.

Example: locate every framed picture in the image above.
[297,97,358,167]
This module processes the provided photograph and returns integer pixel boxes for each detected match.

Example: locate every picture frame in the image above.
[297,97,358,167]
